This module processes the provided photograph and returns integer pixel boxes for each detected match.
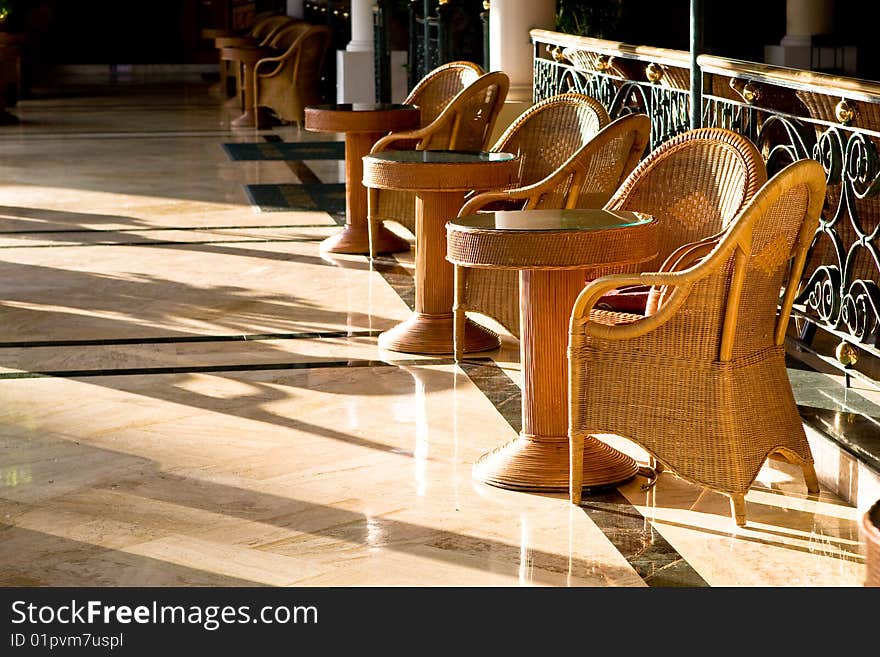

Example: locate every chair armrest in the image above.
[255,53,290,78]
[571,272,688,322]
[570,224,747,341]
[215,36,258,49]
[570,272,696,342]
[370,125,436,153]
[458,190,517,216]
[662,233,722,270]
[460,151,591,215]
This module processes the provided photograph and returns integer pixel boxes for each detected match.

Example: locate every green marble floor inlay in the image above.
[244,183,345,216]
[222,140,344,161]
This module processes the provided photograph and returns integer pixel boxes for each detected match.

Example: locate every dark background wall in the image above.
[5,0,880,82]
[556,0,880,81]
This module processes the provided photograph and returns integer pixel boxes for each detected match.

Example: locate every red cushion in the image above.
[595,285,651,314]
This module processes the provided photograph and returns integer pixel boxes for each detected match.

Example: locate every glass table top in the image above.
[307,103,418,112]
[450,208,652,231]
[366,150,516,164]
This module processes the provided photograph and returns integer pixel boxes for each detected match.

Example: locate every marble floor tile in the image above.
[0,76,874,588]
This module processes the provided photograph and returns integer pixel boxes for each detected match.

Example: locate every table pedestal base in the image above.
[473,434,638,492]
[379,313,499,355]
[321,222,409,255]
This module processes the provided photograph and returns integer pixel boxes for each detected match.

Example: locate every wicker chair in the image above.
[596,127,769,314]
[450,96,650,356]
[367,68,509,255]
[252,24,332,128]
[214,14,300,102]
[568,158,827,527]
[403,60,486,126]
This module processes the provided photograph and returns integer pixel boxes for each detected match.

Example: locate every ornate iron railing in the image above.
[532,29,880,385]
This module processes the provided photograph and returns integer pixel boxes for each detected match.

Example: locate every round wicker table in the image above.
[205,30,242,96]
[447,208,658,492]
[305,104,421,255]
[363,150,520,355]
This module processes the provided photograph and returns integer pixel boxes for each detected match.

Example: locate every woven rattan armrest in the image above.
[370,122,442,153]
[662,233,722,268]
[570,271,695,338]
[460,155,593,214]
[371,75,502,153]
[254,45,298,78]
[369,134,420,153]
[571,201,770,343]
[458,189,518,215]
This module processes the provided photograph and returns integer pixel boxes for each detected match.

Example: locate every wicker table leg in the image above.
[321,131,411,256]
[473,268,638,491]
[379,190,500,354]
[221,47,266,128]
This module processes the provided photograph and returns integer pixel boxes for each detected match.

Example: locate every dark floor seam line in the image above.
[4,131,245,140]
[0,329,383,349]
[0,224,336,235]
[456,360,709,588]
[0,237,327,249]
[0,357,456,380]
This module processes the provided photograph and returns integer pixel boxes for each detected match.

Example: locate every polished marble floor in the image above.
[0,72,876,587]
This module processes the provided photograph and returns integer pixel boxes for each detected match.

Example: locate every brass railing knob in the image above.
[835,99,855,125]
[742,82,760,104]
[596,55,611,72]
[836,341,858,367]
[552,46,565,62]
[645,62,663,83]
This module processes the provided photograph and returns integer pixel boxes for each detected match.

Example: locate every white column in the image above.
[488,0,556,103]
[286,0,304,18]
[781,0,834,47]
[487,0,555,143]
[346,0,374,52]
[765,0,842,71]
[337,0,376,103]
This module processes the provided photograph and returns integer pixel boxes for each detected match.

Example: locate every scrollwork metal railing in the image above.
[532,29,880,383]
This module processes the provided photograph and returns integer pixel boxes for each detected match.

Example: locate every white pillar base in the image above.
[336,50,376,104]
[765,44,813,71]
[346,40,373,53]
[765,43,858,75]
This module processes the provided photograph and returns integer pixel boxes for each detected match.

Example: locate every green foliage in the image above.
[556,0,623,38]
[0,1,14,32]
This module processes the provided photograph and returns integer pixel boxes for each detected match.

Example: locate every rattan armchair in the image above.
[596,127,769,314]
[568,158,827,527]
[367,68,509,255]
[403,60,486,126]
[450,97,650,356]
[214,14,300,101]
[252,24,331,128]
